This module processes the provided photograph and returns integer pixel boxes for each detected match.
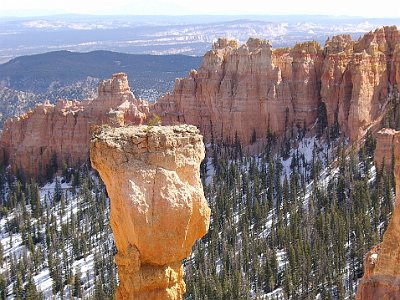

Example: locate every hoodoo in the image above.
[356,130,400,299]
[90,125,211,299]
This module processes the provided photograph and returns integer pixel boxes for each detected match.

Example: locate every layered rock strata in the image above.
[153,26,400,144]
[356,131,400,299]
[1,26,400,176]
[152,38,324,144]
[321,26,400,141]
[90,125,210,300]
[0,73,149,176]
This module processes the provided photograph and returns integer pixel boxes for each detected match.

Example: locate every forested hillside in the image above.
[2,91,400,299]
[0,51,201,126]
[0,124,394,300]
[0,165,117,299]
[186,132,394,299]
[0,50,201,95]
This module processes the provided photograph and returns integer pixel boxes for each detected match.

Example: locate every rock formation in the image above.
[1,26,400,176]
[153,26,400,144]
[321,26,400,141]
[152,38,324,144]
[374,128,399,168]
[90,125,210,299]
[356,130,400,300]
[0,73,149,177]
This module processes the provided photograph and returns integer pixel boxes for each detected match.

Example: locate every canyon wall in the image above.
[1,26,400,176]
[90,125,210,299]
[153,26,400,144]
[152,38,323,144]
[356,130,400,299]
[0,73,149,177]
[321,26,400,141]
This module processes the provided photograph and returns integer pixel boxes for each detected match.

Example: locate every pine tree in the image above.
[54,178,62,203]
[73,268,83,298]
[0,241,3,267]
[13,273,23,300]
[24,275,42,300]
[0,274,6,300]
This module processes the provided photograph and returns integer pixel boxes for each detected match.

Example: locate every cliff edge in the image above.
[90,124,211,299]
[1,26,400,177]
[356,129,400,299]
[0,72,149,177]
[153,26,400,144]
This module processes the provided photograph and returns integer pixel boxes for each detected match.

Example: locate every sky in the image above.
[1,0,400,18]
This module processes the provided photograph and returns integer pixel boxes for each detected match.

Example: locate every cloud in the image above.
[1,0,400,17]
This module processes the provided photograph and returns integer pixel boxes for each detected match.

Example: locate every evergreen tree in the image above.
[0,274,6,300]
[25,275,43,300]
[73,268,83,298]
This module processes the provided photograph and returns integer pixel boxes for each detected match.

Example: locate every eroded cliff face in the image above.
[152,37,323,144]
[356,130,400,300]
[321,26,400,141]
[90,125,210,299]
[153,26,400,144]
[0,73,149,176]
[1,27,400,176]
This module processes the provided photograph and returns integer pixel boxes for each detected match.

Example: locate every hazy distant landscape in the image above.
[1,14,399,125]
[0,50,201,96]
[0,51,201,125]
[1,14,400,63]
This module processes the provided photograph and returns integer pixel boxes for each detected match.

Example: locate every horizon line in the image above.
[1,13,400,19]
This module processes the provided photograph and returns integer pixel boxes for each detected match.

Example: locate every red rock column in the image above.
[374,128,399,169]
[356,131,400,299]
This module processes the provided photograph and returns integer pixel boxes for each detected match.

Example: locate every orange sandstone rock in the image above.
[152,26,400,145]
[152,37,323,144]
[0,73,149,177]
[2,26,400,177]
[356,131,400,300]
[374,128,399,169]
[90,125,211,300]
[321,26,400,141]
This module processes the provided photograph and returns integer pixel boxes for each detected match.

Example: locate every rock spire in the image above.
[90,124,211,299]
